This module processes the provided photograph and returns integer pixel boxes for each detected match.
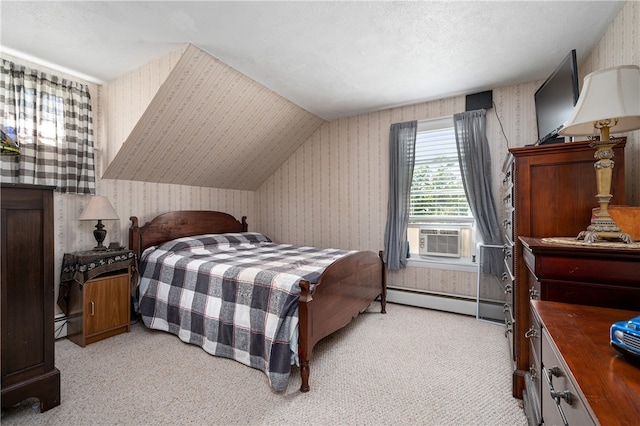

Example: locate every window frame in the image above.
[410,116,473,224]
[408,116,477,262]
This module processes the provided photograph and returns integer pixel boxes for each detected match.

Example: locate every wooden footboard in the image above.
[297,250,386,392]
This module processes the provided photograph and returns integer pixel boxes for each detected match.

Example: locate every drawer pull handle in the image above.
[529,365,538,381]
[504,322,512,337]
[550,389,572,405]
[529,288,540,300]
[524,327,538,339]
[90,301,95,316]
[544,366,572,406]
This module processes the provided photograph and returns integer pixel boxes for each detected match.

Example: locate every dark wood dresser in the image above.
[1,185,60,412]
[521,237,640,424]
[506,140,626,401]
[531,300,640,425]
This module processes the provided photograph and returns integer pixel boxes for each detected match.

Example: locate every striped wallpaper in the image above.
[1,0,637,315]
[254,82,538,296]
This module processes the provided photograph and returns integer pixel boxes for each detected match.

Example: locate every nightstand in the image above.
[58,249,135,347]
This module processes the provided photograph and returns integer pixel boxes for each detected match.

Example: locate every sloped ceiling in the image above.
[103,45,325,190]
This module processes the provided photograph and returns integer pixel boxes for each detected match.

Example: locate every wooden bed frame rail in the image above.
[298,250,386,392]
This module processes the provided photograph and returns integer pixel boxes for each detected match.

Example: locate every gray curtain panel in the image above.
[454,110,504,276]
[383,120,417,270]
[0,58,96,194]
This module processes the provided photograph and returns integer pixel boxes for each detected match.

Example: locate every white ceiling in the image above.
[0,1,626,121]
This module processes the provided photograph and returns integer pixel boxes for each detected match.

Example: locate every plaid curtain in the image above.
[0,58,95,194]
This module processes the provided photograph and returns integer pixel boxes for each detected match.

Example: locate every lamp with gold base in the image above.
[559,65,640,243]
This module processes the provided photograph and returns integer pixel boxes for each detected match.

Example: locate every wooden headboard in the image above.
[129,210,248,258]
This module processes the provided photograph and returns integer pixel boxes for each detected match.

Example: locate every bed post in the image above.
[241,216,248,232]
[129,216,140,258]
[379,251,387,314]
[298,279,312,392]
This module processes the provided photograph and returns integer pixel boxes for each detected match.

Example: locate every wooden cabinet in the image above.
[507,140,626,401]
[531,300,640,426]
[1,185,60,412]
[67,268,131,347]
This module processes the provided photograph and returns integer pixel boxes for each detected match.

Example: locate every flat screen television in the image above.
[534,49,580,145]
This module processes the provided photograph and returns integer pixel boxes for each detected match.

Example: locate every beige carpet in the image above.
[2,303,526,425]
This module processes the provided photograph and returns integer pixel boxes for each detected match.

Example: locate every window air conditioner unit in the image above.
[418,227,461,258]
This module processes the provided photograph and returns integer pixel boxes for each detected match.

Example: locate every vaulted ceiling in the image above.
[0,1,627,191]
[102,45,325,190]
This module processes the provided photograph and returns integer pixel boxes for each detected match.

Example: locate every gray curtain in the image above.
[0,58,96,194]
[383,121,417,270]
[453,110,503,276]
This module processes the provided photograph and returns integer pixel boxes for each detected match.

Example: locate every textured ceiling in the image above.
[102,45,325,191]
[0,1,627,191]
[0,1,626,121]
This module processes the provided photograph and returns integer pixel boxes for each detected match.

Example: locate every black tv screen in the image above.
[534,49,580,145]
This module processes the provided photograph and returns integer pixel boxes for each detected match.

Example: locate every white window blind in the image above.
[410,117,471,219]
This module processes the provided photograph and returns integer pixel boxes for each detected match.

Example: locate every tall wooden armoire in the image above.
[1,185,60,412]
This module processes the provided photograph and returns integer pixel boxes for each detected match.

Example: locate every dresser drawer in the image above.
[541,328,595,426]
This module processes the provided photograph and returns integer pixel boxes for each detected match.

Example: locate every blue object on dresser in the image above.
[611,316,640,362]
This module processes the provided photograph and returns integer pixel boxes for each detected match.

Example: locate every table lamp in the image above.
[559,65,640,243]
[79,195,120,250]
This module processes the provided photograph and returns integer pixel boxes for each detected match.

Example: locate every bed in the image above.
[129,210,386,392]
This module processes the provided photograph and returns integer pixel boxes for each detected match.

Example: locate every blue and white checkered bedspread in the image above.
[137,232,353,391]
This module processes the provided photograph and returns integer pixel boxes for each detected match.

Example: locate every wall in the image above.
[581,0,639,206]
[100,46,255,234]
[255,83,537,299]
[1,0,637,315]
[1,50,255,318]
[255,0,640,299]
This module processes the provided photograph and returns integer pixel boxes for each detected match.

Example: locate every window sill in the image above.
[405,255,477,273]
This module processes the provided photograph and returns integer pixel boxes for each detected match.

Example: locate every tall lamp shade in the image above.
[79,195,120,250]
[559,65,640,243]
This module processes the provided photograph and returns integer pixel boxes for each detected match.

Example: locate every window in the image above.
[410,117,471,221]
[408,117,475,260]
[0,58,95,194]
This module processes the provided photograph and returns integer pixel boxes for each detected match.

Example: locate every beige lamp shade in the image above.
[557,65,640,243]
[79,196,119,250]
[559,65,640,137]
[79,196,119,221]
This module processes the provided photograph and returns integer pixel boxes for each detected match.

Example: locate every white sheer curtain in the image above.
[383,121,417,270]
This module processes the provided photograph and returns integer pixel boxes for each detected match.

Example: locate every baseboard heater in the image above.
[386,286,476,317]
[53,290,476,339]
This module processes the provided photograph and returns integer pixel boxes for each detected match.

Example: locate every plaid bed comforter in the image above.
[137,232,353,391]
